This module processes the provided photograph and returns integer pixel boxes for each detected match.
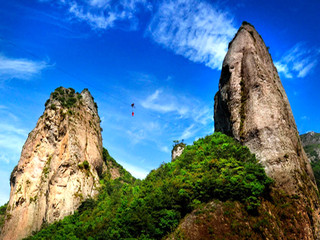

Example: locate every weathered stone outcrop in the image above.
[214,22,320,238]
[171,143,185,161]
[1,87,105,240]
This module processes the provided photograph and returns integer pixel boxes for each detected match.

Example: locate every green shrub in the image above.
[78,161,90,170]
[0,202,7,215]
[83,161,90,170]
[0,202,8,232]
[65,97,77,108]
[50,104,56,110]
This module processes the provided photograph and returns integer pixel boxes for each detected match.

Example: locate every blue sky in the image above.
[0,0,319,205]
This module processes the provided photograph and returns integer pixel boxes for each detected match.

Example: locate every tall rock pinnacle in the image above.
[1,87,105,240]
[214,22,320,238]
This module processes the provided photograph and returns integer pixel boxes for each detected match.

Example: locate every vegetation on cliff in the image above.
[25,132,272,240]
[45,87,79,109]
[0,202,8,235]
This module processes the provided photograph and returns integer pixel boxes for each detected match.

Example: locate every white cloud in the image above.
[41,0,237,69]
[0,54,49,81]
[297,61,317,78]
[140,88,213,141]
[180,124,195,140]
[57,0,151,30]
[0,109,27,163]
[147,0,236,69]
[160,145,170,153]
[275,43,319,79]
[141,89,212,126]
[126,128,147,144]
[141,90,188,115]
[0,123,28,136]
[0,121,28,163]
[125,119,166,145]
[274,62,292,79]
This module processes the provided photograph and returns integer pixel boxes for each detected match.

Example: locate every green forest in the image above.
[22,132,272,240]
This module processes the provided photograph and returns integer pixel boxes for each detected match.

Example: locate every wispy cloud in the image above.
[0,108,28,164]
[40,0,236,69]
[54,0,151,31]
[0,134,25,164]
[125,119,166,145]
[180,124,195,140]
[141,89,212,126]
[0,123,27,158]
[0,54,49,81]
[147,0,236,70]
[141,90,188,115]
[275,43,319,79]
[160,145,170,153]
[301,116,309,120]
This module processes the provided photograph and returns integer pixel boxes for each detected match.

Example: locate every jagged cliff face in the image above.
[1,87,105,240]
[214,22,320,238]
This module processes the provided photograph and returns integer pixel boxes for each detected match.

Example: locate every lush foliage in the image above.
[0,202,8,234]
[26,133,272,240]
[45,87,80,109]
[0,203,7,216]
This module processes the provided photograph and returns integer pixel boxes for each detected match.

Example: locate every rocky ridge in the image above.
[1,87,106,240]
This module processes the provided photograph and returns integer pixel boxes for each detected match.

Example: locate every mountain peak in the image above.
[1,87,104,240]
[214,23,320,237]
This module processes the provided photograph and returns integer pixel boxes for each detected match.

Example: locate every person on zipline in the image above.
[131,103,135,116]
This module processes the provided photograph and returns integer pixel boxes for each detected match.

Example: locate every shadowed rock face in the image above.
[214,22,320,238]
[1,88,105,240]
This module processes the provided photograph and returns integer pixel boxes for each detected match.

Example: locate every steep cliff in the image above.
[1,87,105,240]
[213,22,320,238]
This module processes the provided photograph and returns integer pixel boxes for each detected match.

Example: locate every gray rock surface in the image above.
[1,88,105,240]
[214,22,320,238]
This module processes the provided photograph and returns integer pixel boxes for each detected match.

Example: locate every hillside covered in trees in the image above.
[23,132,272,239]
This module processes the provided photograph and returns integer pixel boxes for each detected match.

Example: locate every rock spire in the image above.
[1,87,105,240]
[214,22,320,238]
